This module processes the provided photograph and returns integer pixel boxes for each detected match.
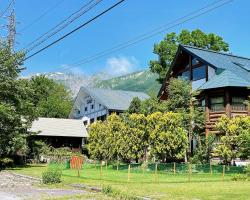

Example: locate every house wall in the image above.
[70,93,109,126]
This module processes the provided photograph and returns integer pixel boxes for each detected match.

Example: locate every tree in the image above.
[0,42,36,157]
[214,116,250,164]
[127,97,142,114]
[29,75,72,118]
[87,121,110,161]
[148,112,188,162]
[149,29,229,83]
[120,114,148,163]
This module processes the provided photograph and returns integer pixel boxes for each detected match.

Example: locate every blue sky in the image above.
[1,0,250,76]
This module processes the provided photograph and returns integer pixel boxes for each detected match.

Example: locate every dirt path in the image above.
[0,171,88,199]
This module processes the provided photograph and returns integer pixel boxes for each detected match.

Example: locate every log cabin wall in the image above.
[204,87,249,136]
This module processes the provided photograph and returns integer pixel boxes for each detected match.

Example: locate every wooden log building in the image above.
[158,45,250,137]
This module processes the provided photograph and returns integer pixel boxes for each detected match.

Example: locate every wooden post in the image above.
[100,160,103,180]
[116,161,119,171]
[222,165,225,180]
[188,163,191,182]
[154,163,158,183]
[225,89,231,118]
[173,162,176,175]
[127,164,131,182]
[205,94,210,137]
[210,162,213,175]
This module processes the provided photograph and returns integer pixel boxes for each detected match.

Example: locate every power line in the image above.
[0,0,15,18]
[24,0,125,61]
[55,0,233,72]
[23,0,103,53]
[19,0,65,32]
[22,0,96,50]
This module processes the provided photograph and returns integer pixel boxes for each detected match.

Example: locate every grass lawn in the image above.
[11,164,250,200]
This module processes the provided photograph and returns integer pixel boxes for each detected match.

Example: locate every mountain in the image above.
[30,70,160,96]
[94,70,161,96]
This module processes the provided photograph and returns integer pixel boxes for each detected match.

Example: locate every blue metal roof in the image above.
[80,87,149,111]
[180,45,250,89]
[200,70,250,90]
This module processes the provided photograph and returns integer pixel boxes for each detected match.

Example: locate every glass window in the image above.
[178,70,190,80]
[232,96,246,111]
[210,97,224,111]
[91,104,94,109]
[85,107,87,112]
[83,120,88,126]
[193,65,206,81]
[90,118,95,124]
[192,57,200,65]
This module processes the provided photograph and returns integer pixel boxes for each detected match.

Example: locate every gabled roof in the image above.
[30,118,88,138]
[74,87,149,112]
[159,45,250,96]
[200,70,250,90]
[181,45,250,84]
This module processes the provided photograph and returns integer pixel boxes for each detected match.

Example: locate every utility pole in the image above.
[6,9,16,51]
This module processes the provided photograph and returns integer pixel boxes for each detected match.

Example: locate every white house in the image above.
[69,87,149,125]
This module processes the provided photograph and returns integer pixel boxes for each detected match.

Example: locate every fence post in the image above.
[210,162,213,175]
[154,163,158,183]
[188,163,191,182]
[100,160,103,180]
[127,164,131,182]
[116,160,119,171]
[222,165,225,180]
[173,162,176,175]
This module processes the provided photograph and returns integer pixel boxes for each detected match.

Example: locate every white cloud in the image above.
[105,56,139,76]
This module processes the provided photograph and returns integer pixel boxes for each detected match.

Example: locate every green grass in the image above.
[11,163,250,200]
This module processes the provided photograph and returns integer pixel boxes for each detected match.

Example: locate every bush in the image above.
[0,157,14,169]
[245,164,250,176]
[42,168,62,184]
[231,174,248,181]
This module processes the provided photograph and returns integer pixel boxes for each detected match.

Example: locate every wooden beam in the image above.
[206,65,208,82]
[189,55,192,81]
[225,89,231,118]
[205,94,210,137]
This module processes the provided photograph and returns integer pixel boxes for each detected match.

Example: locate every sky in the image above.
[0,0,250,76]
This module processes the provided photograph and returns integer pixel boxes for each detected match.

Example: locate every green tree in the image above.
[127,97,142,114]
[0,42,36,157]
[148,112,188,162]
[149,29,229,83]
[119,114,148,163]
[87,121,110,161]
[29,75,72,118]
[215,116,250,163]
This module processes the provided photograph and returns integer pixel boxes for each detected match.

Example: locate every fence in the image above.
[49,161,246,183]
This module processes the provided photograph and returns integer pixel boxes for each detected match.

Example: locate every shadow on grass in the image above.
[62,173,231,184]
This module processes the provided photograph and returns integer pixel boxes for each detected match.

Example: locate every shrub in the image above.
[245,164,250,176]
[42,168,62,184]
[0,157,14,169]
[231,174,248,181]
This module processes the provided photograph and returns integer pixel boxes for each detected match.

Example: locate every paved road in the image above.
[0,191,21,200]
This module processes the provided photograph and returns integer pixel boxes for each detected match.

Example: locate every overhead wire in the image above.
[22,0,102,52]
[53,0,233,72]
[23,0,125,61]
[0,0,15,18]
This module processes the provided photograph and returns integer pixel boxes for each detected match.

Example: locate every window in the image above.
[193,65,206,81]
[97,115,106,121]
[85,107,87,112]
[178,70,190,80]
[192,57,200,66]
[210,97,224,111]
[91,104,94,109]
[83,120,88,126]
[90,118,95,124]
[76,109,80,114]
[232,96,246,111]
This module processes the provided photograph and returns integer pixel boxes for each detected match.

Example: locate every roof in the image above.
[200,70,250,90]
[30,118,88,138]
[181,45,250,88]
[75,87,149,111]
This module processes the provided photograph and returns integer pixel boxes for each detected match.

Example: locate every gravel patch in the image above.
[0,171,88,199]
